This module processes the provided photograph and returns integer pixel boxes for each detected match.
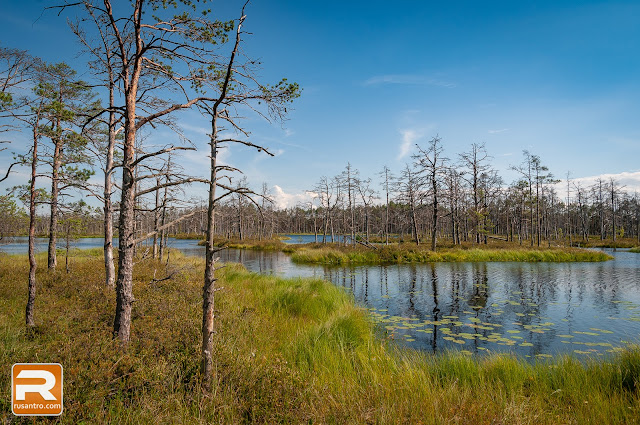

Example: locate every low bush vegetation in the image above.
[1,251,636,424]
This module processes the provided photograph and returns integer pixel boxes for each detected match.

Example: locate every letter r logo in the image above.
[12,363,63,416]
[15,369,57,400]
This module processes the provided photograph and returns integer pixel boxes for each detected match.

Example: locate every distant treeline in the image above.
[3,144,638,248]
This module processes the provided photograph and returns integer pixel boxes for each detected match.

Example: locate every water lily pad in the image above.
[589,328,613,334]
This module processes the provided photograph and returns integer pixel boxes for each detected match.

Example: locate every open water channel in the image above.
[2,235,639,359]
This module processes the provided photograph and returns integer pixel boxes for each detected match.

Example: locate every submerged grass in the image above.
[1,252,638,424]
[291,244,613,265]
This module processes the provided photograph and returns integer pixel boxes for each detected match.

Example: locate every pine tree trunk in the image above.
[48,141,61,270]
[113,104,137,343]
[158,187,168,261]
[26,123,39,328]
[104,105,116,287]
[153,184,160,258]
[202,115,219,390]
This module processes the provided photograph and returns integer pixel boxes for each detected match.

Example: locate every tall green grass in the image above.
[1,253,637,424]
[291,245,613,265]
[629,247,640,253]
[196,237,289,251]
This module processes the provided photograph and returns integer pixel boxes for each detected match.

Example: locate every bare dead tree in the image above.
[378,166,394,245]
[414,135,447,251]
[356,176,377,244]
[341,163,359,245]
[511,150,535,246]
[196,1,299,389]
[396,164,423,245]
[461,143,492,244]
[609,178,624,242]
[69,7,123,286]
[444,167,463,245]
[313,176,339,243]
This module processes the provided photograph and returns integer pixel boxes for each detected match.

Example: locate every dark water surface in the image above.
[3,236,639,358]
[216,247,640,359]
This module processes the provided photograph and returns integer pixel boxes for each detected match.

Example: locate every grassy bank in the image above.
[574,238,640,249]
[170,233,204,240]
[630,247,640,253]
[196,237,295,252]
[186,236,614,264]
[1,252,638,423]
[291,244,613,265]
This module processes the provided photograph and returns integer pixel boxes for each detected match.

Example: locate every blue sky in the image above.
[1,0,640,207]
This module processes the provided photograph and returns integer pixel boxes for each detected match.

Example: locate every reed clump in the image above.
[1,252,637,424]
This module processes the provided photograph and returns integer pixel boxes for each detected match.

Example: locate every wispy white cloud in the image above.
[271,185,315,209]
[489,128,509,134]
[398,129,422,160]
[364,74,456,88]
[552,170,640,194]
